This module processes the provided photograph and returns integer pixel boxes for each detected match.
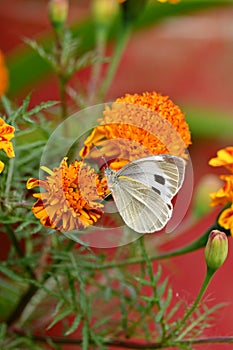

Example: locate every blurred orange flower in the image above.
[27,158,107,231]
[0,51,9,97]
[158,0,180,3]
[209,147,233,173]
[0,117,15,173]
[209,147,233,236]
[80,91,191,170]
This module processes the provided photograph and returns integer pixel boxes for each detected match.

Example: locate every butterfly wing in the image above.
[109,176,173,233]
[117,155,185,203]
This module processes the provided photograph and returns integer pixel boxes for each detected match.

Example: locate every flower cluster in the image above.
[27,91,191,232]
[0,117,15,174]
[209,147,233,235]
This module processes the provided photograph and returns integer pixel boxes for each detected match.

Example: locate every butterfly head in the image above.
[104,167,117,188]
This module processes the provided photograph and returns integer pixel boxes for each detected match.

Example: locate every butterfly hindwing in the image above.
[109,176,173,233]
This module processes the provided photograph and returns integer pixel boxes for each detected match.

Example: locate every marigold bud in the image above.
[92,0,119,27]
[204,230,228,271]
[49,0,69,30]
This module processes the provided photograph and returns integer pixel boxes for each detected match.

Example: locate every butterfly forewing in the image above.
[117,155,185,202]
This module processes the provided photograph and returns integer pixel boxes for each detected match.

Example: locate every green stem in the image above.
[175,267,215,341]
[88,25,107,104]
[58,75,68,120]
[80,226,215,271]
[99,23,132,100]
[4,158,15,201]
[54,27,68,121]
[11,328,233,348]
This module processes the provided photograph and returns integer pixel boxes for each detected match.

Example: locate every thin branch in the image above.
[10,329,233,348]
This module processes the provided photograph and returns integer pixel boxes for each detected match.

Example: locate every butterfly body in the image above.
[104,155,186,234]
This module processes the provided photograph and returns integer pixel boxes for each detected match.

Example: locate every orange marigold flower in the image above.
[218,205,233,236]
[209,146,233,236]
[0,51,9,96]
[209,146,233,173]
[209,175,233,207]
[80,91,191,170]
[27,158,107,231]
[0,117,15,174]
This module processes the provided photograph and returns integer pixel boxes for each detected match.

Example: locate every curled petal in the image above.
[218,206,233,236]
[209,147,233,172]
[0,161,4,174]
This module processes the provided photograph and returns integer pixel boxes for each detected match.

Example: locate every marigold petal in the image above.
[0,51,9,96]
[209,147,233,172]
[27,178,49,192]
[218,206,233,236]
[0,118,15,167]
[0,160,4,174]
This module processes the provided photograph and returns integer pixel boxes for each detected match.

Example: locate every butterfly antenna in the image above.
[91,143,108,170]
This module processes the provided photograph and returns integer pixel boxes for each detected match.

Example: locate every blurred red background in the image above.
[1,1,233,349]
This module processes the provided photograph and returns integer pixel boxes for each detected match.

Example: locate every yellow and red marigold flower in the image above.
[0,117,15,173]
[80,91,191,170]
[209,147,233,236]
[0,51,8,97]
[27,158,107,231]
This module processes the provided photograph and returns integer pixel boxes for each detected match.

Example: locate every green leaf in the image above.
[153,265,162,283]
[22,100,58,123]
[1,96,13,116]
[134,276,152,286]
[0,323,7,340]
[82,320,89,350]
[157,277,169,299]
[0,265,24,282]
[166,299,181,322]
[163,287,173,312]
[65,314,82,336]
[24,38,56,69]
[0,278,25,322]
[155,309,164,323]
[47,307,73,330]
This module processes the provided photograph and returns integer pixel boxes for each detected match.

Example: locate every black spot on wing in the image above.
[152,187,161,195]
[154,174,165,185]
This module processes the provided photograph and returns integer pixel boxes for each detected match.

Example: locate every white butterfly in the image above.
[104,154,186,234]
